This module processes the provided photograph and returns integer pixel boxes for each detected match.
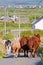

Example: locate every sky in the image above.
[0,0,43,5]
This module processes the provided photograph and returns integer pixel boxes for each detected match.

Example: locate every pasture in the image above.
[0,8,43,17]
[0,8,43,32]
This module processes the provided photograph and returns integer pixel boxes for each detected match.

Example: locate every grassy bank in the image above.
[3,32,14,40]
[21,30,43,37]
[38,47,43,64]
[0,42,6,59]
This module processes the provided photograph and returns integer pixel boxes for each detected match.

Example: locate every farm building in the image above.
[32,16,43,30]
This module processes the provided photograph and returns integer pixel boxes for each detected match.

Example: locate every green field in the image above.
[0,8,43,38]
[0,21,31,31]
[0,8,43,30]
[0,8,43,16]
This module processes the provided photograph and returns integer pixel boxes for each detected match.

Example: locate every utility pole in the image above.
[19,16,20,38]
[4,6,7,35]
[5,7,6,35]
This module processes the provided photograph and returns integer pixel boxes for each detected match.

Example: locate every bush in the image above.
[20,31,33,37]
[38,47,43,64]
[33,30,43,37]
[21,29,43,37]
[41,50,43,64]
[29,15,35,22]
[3,33,14,40]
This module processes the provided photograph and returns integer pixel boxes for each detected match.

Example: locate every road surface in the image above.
[0,53,42,65]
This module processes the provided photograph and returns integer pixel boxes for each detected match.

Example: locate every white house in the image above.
[32,16,43,30]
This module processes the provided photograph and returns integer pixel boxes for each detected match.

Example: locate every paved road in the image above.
[0,53,42,65]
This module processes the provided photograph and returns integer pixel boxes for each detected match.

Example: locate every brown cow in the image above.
[11,34,40,58]
[20,34,40,57]
[32,34,40,57]
[20,36,29,57]
[27,34,41,57]
[11,37,21,58]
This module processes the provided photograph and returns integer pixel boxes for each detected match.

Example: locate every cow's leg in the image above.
[24,50,26,57]
[30,49,34,58]
[15,48,19,58]
[13,49,16,57]
[30,52,33,58]
[12,45,18,58]
[13,48,17,58]
[27,50,28,57]
[32,48,35,57]
[32,46,39,57]
[34,48,38,57]
[18,49,20,56]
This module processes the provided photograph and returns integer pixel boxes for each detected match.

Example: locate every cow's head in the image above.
[5,40,11,54]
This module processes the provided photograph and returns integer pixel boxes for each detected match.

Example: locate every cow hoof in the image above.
[35,54,37,57]
[14,54,17,58]
[32,54,35,58]
[29,55,32,58]
[24,54,28,57]
[14,52,18,58]
[26,55,28,57]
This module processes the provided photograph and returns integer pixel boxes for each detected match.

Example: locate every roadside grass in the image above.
[41,50,43,64]
[0,32,3,38]
[0,42,6,59]
[40,39,43,64]
[38,37,43,64]
[0,52,6,59]
[38,47,43,64]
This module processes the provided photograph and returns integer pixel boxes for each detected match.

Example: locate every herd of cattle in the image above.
[4,34,41,58]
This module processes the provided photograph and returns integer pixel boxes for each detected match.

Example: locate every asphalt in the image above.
[0,53,42,65]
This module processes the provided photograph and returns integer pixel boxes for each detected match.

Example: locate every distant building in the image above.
[32,16,43,30]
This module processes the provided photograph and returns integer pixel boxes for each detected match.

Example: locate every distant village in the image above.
[0,5,43,8]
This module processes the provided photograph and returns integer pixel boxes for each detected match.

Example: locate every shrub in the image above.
[38,47,43,64]
[20,31,33,37]
[3,33,14,40]
[33,30,43,37]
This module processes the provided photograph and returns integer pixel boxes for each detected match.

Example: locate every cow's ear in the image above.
[37,34,40,37]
